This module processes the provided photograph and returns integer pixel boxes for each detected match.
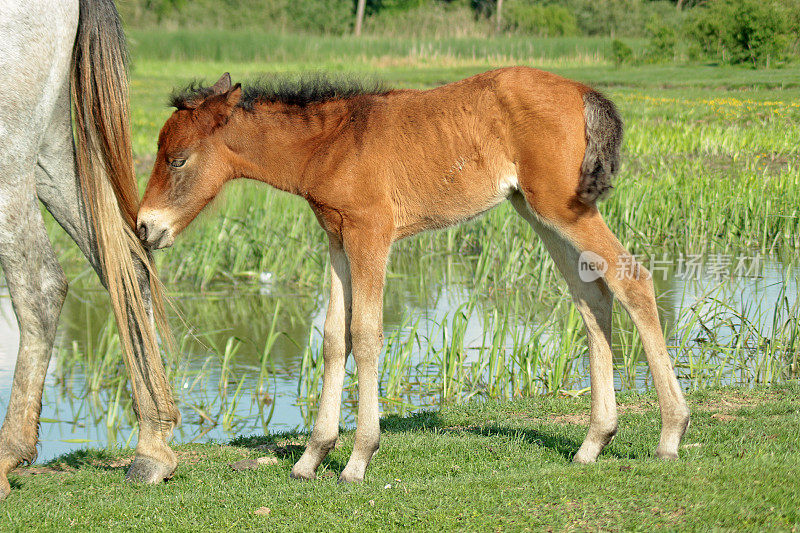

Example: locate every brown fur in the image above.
[139,67,689,482]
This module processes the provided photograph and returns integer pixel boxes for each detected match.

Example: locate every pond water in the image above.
[0,253,797,462]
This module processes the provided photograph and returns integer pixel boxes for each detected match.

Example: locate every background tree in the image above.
[355,0,367,35]
[496,0,504,32]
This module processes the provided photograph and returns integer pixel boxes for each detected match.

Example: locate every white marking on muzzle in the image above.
[137,208,176,249]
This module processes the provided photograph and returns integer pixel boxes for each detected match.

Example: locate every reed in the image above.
[126,30,619,65]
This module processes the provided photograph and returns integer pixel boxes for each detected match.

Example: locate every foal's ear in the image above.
[194,83,243,132]
[226,83,242,106]
[210,72,232,94]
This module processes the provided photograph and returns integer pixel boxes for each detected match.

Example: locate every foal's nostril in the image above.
[137,221,148,242]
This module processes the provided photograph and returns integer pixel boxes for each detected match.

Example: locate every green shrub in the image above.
[611,38,634,65]
[686,0,791,67]
[470,0,676,37]
[644,20,678,63]
[549,0,679,38]
[503,2,578,37]
[283,0,353,34]
[117,0,288,30]
[362,3,488,37]
[366,0,427,14]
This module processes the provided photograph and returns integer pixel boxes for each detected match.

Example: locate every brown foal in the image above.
[137,68,690,483]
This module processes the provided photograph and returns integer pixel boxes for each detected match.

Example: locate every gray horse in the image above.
[0,0,179,498]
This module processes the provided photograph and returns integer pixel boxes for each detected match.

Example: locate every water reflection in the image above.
[0,257,796,462]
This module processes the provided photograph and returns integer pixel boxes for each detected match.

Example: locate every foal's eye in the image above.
[169,159,186,168]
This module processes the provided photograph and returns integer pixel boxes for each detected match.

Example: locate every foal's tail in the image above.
[71,0,177,426]
[577,90,624,204]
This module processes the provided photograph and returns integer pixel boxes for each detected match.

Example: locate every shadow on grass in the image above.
[380,410,638,461]
[45,448,130,472]
[228,431,346,473]
[229,409,639,468]
[380,411,579,460]
[8,449,127,492]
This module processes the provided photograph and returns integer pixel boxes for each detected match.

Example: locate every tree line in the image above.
[119,0,799,67]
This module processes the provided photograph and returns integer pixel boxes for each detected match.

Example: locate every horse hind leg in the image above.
[35,91,178,484]
[513,187,689,460]
[511,193,618,462]
[562,211,688,459]
[0,172,68,499]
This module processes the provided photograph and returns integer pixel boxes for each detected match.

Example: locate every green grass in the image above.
[5,385,800,530]
[126,30,622,65]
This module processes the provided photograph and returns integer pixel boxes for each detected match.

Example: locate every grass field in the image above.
[4,385,800,530]
[125,30,621,65]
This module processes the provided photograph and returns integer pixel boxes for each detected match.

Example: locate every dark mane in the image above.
[169,81,217,110]
[169,74,390,111]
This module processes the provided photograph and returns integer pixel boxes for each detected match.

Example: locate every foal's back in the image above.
[302,67,591,240]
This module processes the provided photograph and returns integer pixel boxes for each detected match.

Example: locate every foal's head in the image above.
[137,73,241,249]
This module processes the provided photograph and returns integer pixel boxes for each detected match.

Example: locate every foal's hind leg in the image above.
[511,193,617,462]
[520,195,689,459]
[0,176,68,499]
[35,90,178,483]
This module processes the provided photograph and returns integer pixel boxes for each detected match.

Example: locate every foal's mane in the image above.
[170,74,390,111]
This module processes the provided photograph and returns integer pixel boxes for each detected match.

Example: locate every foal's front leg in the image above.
[291,239,352,480]
[338,233,390,484]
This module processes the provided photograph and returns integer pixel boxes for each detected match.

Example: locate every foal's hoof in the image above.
[337,472,364,484]
[0,477,10,501]
[289,468,316,482]
[654,447,679,461]
[126,455,176,484]
[572,452,597,465]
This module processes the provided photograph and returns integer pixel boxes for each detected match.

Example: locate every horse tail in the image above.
[577,90,623,204]
[71,0,177,426]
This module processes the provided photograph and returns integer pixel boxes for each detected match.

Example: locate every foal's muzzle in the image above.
[136,211,175,250]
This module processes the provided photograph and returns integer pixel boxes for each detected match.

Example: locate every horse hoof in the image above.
[289,467,316,481]
[654,447,679,460]
[126,455,176,484]
[572,452,597,465]
[337,472,364,484]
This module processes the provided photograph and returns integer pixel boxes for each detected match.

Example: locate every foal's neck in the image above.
[222,102,345,196]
